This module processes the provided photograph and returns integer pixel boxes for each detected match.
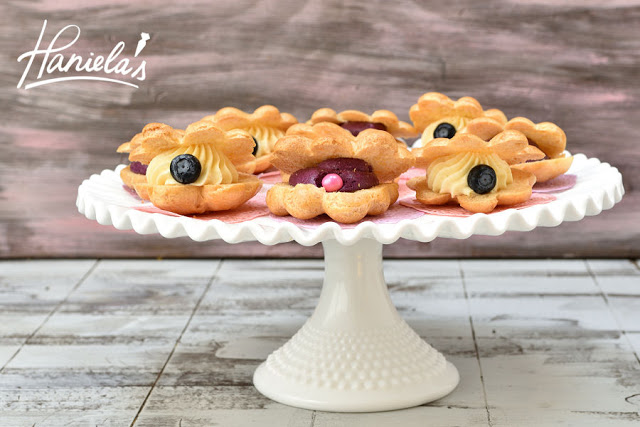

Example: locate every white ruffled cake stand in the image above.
[77,153,623,412]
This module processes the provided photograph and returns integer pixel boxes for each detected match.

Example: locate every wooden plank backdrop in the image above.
[1,0,638,258]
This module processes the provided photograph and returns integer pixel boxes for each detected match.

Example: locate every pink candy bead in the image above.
[321,173,343,192]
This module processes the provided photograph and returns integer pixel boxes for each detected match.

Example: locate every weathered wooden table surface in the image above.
[0,258,638,426]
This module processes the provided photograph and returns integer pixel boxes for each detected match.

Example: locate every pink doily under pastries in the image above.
[268,203,426,229]
[133,190,270,223]
[532,174,577,193]
[399,193,556,217]
[121,167,563,225]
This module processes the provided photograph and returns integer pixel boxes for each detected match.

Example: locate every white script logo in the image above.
[17,20,149,90]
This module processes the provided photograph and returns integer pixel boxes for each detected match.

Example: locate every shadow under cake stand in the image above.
[77,153,623,412]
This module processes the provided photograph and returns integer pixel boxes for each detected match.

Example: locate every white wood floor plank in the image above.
[132,386,313,427]
[490,408,640,426]
[198,259,324,315]
[467,294,619,338]
[0,260,95,312]
[587,259,640,295]
[312,406,490,427]
[0,259,638,426]
[606,297,640,333]
[32,313,193,344]
[1,343,173,389]
[0,345,20,368]
[385,259,462,280]
[0,314,50,340]
[463,275,600,297]
[460,259,589,277]
[477,336,640,413]
[62,260,219,314]
[0,387,148,427]
[626,332,640,359]
[395,295,472,339]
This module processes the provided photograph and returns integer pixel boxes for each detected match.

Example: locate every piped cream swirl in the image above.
[244,125,285,157]
[427,152,512,196]
[146,143,238,186]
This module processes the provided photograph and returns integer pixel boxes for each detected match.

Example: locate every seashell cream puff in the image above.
[129,121,262,215]
[199,105,298,173]
[409,92,507,147]
[307,108,418,140]
[266,122,414,223]
[505,117,573,182]
[117,131,153,200]
[408,131,544,213]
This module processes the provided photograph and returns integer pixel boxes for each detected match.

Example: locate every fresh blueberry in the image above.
[433,122,456,139]
[170,154,201,184]
[251,136,259,156]
[467,164,497,194]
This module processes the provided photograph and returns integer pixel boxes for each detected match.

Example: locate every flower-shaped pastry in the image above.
[117,130,150,199]
[129,121,262,215]
[408,131,544,213]
[266,122,414,223]
[307,108,418,140]
[505,117,573,182]
[409,92,507,147]
[199,105,298,173]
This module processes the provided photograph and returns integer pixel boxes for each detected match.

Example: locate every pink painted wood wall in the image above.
[1,0,638,258]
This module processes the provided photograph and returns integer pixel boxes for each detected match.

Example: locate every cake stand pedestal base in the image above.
[253,238,459,412]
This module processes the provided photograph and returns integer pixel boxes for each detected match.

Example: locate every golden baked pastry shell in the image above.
[201,105,298,131]
[135,173,262,215]
[120,166,150,200]
[272,123,414,183]
[266,182,399,224]
[504,117,566,158]
[407,168,536,214]
[412,131,544,169]
[511,154,573,183]
[307,108,418,139]
[409,92,485,132]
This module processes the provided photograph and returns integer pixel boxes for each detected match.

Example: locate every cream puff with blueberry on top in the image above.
[408,131,545,213]
[266,122,414,223]
[409,92,507,147]
[307,108,418,141]
[117,131,152,200]
[199,105,298,173]
[129,121,261,215]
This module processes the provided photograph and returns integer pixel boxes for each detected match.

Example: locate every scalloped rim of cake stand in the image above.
[77,153,624,246]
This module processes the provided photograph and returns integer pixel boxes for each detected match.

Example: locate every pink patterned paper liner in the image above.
[133,191,270,223]
[122,184,141,199]
[122,166,558,225]
[399,193,556,217]
[398,167,425,182]
[532,174,577,193]
[268,203,426,229]
[258,170,284,185]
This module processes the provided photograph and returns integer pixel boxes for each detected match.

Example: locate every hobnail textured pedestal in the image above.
[77,156,624,412]
[253,239,459,412]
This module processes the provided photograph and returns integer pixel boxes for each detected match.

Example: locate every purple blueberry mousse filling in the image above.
[129,161,148,175]
[339,121,387,136]
[524,140,550,163]
[526,156,550,163]
[288,158,379,193]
